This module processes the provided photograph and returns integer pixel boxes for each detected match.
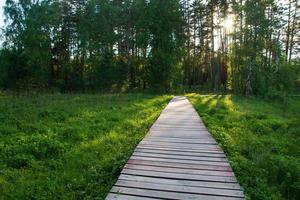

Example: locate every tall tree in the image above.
[148,0,184,90]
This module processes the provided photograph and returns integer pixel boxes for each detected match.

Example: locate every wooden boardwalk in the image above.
[106,96,245,200]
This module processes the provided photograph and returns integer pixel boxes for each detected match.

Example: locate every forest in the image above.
[0,0,299,96]
[0,0,300,200]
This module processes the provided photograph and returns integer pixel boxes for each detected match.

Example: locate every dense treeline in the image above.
[0,0,299,95]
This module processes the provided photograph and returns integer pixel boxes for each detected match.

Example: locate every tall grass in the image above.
[188,94,300,200]
[0,93,172,199]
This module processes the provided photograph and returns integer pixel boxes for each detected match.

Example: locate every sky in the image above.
[0,0,4,29]
[0,1,4,46]
[0,0,289,29]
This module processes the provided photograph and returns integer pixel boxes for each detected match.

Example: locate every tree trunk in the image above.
[285,0,292,62]
[210,0,215,90]
[288,0,298,63]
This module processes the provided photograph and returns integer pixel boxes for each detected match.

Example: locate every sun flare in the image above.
[222,15,234,31]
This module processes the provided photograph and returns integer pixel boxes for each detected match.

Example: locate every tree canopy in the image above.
[0,0,299,96]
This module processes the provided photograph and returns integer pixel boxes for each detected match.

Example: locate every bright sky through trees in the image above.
[222,15,234,31]
[0,0,4,46]
[0,1,4,28]
[0,1,4,46]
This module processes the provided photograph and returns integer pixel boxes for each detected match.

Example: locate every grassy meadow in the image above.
[0,93,299,200]
[0,93,172,199]
[188,94,300,200]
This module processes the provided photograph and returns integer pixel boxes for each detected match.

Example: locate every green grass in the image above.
[0,93,172,199]
[187,94,300,200]
[1,93,299,200]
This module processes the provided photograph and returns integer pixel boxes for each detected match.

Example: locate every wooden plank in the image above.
[130,156,231,166]
[154,122,203,126]
[148,135,214,140]
[125,164,235,177]
[149,130,212,134]
[138,143,223,151]
[127,159,233,171]
[146,136,215,142]
[148,133,213,139]
[144,138,217,144]
[141,140,216,145]
[136,146,224,154]
[111,187,244,200]
[151,124,206,127]
[134,148,226,158]
[154,118,203,122]
[154,123,204,126]
[150,129,208,134]
[106,193,159,200]
[140,141,219,148]
[122,169,237,183]
[152,125,207,129]
[150,127,207,131]
[115,180,244,198]
[141,140,217,145]
[132,152,228,162]
[119,174,241,190]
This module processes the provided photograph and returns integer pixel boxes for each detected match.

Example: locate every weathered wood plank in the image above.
[149,129,212,134]
[106,193,159,200]
[124,164,235,177]
[130,156,231,166]
[148,135,214,140]
[110,187,244,200]
[136,146,225,154]
[152,124,207,128]
[146,136,215,142]
[134,148,226,157]
[132,152,228,162]
[139,142,221,148]
[147,133,213,139]
[150,127,207,131]
[127,159,233,171]
[115,180,245,198]
[138,143,223,150]
[142,140,217,146]
[144,138,217,144]
[137,145,221,151]
[119,174,242,190]
[122,168,237,183]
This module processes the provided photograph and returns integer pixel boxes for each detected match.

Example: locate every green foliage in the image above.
[0,0,299,95]
[147,0,184,90]
[0,93,172,199]
[0,0,186,92]
[188,93,300,200]
[2,0,61,88]
[85,52,128,91]
[0,49,28,88]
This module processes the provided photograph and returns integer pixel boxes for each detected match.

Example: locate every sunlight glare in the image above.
[222,15,234,32]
